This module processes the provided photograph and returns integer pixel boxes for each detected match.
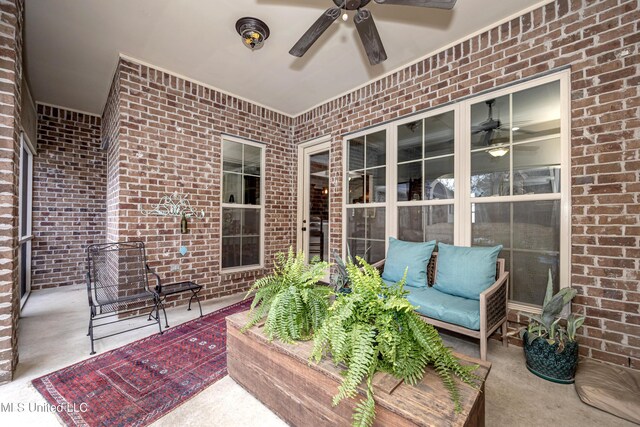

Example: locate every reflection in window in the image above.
[222,140,263,269]
[397,110,455,246]
[470,81,561,198]
[347,130,387,263]
[469,80,561,306]
[472,200,560,305]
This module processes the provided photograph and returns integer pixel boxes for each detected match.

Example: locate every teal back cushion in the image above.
[381,238,436,288]
[434,243,503,300]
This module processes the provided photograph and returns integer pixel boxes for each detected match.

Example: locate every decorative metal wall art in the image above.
[141,192,205,219]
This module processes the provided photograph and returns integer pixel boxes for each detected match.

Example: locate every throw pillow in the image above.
[381,237,436,288]
[433,243,503,300]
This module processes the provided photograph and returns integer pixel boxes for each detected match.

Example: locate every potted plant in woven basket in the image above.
[520,270,585,384]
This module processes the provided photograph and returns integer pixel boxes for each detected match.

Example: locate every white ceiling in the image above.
[25,0,549,117]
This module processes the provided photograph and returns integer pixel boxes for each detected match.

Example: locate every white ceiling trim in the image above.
[296,0,555,117]
[117,53,295,119]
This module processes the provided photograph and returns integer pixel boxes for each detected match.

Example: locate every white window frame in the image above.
[220,135,265,272]
[19,131,35,309]
[342,70,571,311]
[342,123,392,259]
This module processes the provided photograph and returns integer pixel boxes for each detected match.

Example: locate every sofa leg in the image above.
[480,339,487,361]
[502,322,509,347]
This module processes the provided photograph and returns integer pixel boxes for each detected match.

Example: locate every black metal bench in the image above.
[86,241,163,355]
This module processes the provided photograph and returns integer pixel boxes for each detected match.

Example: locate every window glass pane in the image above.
[223,173,241,204]
[222,237,241,268]
[424,111,454,158]
[398,121,422,163]
[244,144,261,175]
[366,130,386,168]
[346,208,366,240]
[243,209,261,236]
[346,207,385,264]
[222,208,242,236]
[365,207,385,240]
[348,172,365,204]
[367,241,386,265]
[242,236,260,266]
[244,175,261,205]
[397,161,422,201]
[513,200,560,251]
[398,205,454,244]
[512,250,559,305]
[472,203,511,247]
[470,95,510,150]
[366,167,386,203]
[348,137,365,171]
[472,201,560,306]
[512,80,561,143]
[21,147,29,237]
[470,151,510,197]
[424,156,454,200]
[223,141,243,172]
[513,138,561,195]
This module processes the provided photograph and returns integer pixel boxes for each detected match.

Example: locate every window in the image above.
[221,138,264,269]
[345,130,387,263]
[469,80,563,306]
[343,72,569,309]
[19,132,34,306]
[397,110,455,244]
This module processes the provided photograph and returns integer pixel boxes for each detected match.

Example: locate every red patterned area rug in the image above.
[33,299,252,427]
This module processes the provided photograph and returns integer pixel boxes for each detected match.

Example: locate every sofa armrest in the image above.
[479,272,509,334]
[371,259,386,272]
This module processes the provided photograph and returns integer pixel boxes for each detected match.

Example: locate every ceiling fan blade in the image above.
[374,0,457,9]
[289,7,341,57]
[354,9,387,66]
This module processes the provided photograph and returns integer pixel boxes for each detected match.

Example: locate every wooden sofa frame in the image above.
[373,253,509,360]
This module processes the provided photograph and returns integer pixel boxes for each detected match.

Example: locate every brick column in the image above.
[0,0,23,384]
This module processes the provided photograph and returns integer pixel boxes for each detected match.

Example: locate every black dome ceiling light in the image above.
[289,0,457,66]
[236,17,270,50]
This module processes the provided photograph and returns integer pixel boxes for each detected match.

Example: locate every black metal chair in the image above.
[86,241,165,355]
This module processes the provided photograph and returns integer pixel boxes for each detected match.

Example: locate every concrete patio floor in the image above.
[0,285,632,427]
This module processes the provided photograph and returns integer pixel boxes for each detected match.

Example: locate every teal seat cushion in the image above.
[433,243,503,300]
[381,238,436,288]
[406,287,480,330]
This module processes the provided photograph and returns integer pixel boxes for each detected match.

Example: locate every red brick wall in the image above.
[105,58,295,305]
[0,0,22,384]
[31,104,105,290]
[293,0,639,368]
[102,66,121,244]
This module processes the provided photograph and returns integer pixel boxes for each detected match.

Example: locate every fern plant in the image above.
[312,257,481,427]
[243,248,331,343]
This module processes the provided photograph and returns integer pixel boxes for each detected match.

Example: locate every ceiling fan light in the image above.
[236,17,270,51]
[488,147,509,157]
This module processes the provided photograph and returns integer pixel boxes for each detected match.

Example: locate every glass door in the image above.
[19,132,34,308]
[299,141,331,264]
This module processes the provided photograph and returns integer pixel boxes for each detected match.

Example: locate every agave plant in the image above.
[312,257,481,427]
[330,247,353,294]
[521,269,585,351]
[242,248,331,343]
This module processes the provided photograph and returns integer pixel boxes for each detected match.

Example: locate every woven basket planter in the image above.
[523,331,579,384]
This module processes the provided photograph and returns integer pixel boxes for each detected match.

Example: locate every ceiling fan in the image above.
[289,0,458,66]
[472,99,539,157]
[472,99,503,148]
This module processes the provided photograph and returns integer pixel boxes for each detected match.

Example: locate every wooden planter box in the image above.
[227,311,491,427]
